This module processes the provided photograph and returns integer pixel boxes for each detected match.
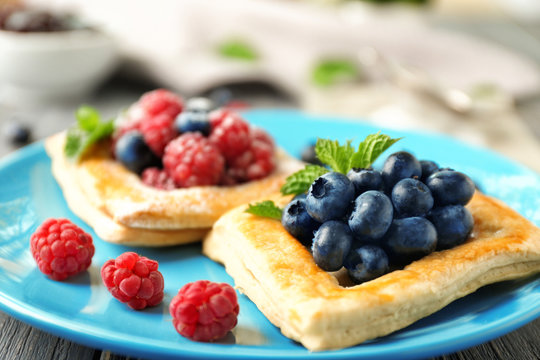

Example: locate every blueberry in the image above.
[306,172,355,223]
[175,111,211,136]
[185,97,214,113]
[344,245,389,284]
[420,160,439,182]
[300,143,323,165]
[391,178,434,217]
[281,199,321,246]
[425,170,475,206]
[4,122,31,145]
[114,131,161,174]
[428,205,473,250]
[384,217,437,265]
[347,168,384,196]
[381,151,422,191]
[312,220,353,272]
[348,190,393,241]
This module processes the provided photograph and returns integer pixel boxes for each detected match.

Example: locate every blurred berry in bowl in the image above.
[0,6,118,102]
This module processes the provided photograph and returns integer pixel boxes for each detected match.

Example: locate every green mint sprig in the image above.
[245,200,283,220]
[245,132,401,219]
[280,132,401,196]
[64,105,114,160]
[280,165,329,196]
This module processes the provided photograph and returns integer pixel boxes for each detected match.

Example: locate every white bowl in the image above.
[0,28,118,103]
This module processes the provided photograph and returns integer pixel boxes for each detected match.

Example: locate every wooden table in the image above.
[1,19,540,360]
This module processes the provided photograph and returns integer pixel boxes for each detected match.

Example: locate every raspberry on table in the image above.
[141,167,176,190]
[163,133,225,188]
[30,218,95,281]
[139,112,178,157]
[101,252,164,310]
[209,112,251,162]
[169,280,239,342]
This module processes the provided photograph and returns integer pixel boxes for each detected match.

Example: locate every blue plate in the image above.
[0,109,539,360]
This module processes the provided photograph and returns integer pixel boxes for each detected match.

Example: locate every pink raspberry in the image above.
[163,133,225,188]
[209,112,251,163]
[113,89,183,155]
[222,127,276,184]
[141,167,176,190]
[138,89,183,118]
[30,218,95,281]
[139,112,178,157]
[250,126,274,148]
[169,280,239,342]
[245,139,275,180]
[101,252,164,310]
[208,109,234,129]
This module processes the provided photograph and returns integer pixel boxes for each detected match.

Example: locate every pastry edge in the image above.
[203,193,540,351]
[45,132,304,230]
[45,134,209,246]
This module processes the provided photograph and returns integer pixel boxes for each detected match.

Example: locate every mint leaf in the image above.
[64,128,83,158]
[78,120,114,156]
[350,133,402,169]
[280,165,329,195]
[245,200,283,220]
[64,106,115,160]
[76,105,100,132]
[315,138,354,174]
[218,39,258,62]
[312,59,359,87]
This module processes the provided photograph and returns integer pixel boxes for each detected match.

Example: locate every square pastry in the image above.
[45,132,302,246]
[203,192,540,351]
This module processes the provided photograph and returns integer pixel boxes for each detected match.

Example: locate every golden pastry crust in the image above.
[45,132,303,233]
[46,133,209,246]
[203,192,540,351]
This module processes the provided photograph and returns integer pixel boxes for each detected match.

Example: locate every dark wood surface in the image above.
[1,19,540,360]
[1,309,539,360]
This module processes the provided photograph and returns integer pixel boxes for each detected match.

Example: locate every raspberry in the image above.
[141,167,176,190]
[138,89,183,118]
[101,252,164,310]
[223,127,276,184]
[139,112,178,156]
[163,133,225,188]
[169,280,239,342]
[30,218,95,281]
[250,126,274,148]
[113,89,183,155]
[245,139,275,180]
[208,109,233,129]
[209,112,251,162]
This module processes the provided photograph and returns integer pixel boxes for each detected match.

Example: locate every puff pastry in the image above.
[44,132,303,245]
[203,192,540,351]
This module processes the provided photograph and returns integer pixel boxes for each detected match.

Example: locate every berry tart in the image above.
[45,89,303,246]
[203,135,540,351]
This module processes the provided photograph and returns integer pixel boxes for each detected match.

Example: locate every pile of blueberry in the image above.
[281,151,476,284]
